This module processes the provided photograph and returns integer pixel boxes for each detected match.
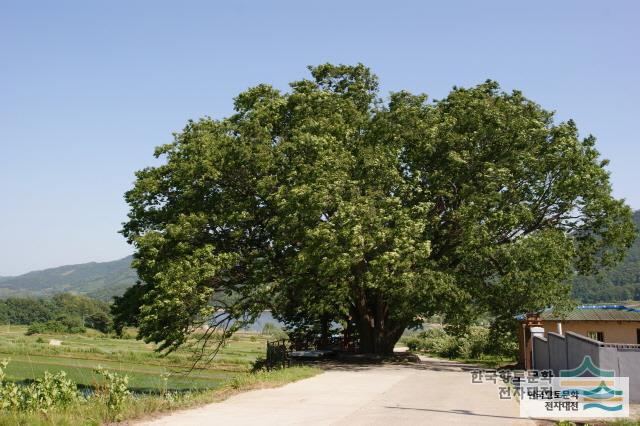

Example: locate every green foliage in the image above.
[122,63,635,357]
[111,281,146,335]
[94,367,131,416]
[0,359,80,412]
[465,327,490,359]
[85,311,113,334]
[404,326,517,360]
[26,322,62,335]
[25,371,80,411]
[572,210,640,303]
[0,293,113,334]
[0,298,56,325]
[485,324,519,358]
[51,293,111,321]
[261,322,288,340]
[405,330,447,353]
[26,315,86,335]
[0,358,147,421]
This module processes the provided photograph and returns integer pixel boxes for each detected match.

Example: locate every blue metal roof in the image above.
[516,305,640,321]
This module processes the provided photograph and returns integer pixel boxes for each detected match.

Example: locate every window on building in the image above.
[587,331,604,342]
[637,329,640,345]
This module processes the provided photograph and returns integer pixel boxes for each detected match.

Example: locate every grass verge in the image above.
[417,352,516,369]
[0,366,321,426]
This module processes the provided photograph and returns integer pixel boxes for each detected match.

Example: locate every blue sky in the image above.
[1,1,638,275]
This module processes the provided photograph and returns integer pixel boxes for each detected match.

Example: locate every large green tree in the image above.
[120,64,634,356]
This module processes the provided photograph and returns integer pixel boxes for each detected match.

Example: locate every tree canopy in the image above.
[119,64,635,356]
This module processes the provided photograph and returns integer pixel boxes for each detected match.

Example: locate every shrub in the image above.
[261,322,288,340]
[0,381,22,411]
[26,315,86,335]
[405,325,514,360]
[430,333,461,359]
[58,315,86,333]
[484,327,519,358]
[465,326,490,359]
[404,336,424,352]
[85,311,113,333]
[418,327,448,352]
[0,359,80,412]
[26,321,64,335]
[22,371,80,411]
[94,367,131,416]
[0,359,137,419]
[251,357,268,372]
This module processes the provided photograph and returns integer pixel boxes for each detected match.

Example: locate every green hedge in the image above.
[404,326,517,359]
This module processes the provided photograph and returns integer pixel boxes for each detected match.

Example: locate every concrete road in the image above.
[137,356,535,426]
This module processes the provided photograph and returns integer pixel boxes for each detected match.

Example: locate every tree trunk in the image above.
[356,322,404,355]
[352,288,406,355]
[319,313,330,349]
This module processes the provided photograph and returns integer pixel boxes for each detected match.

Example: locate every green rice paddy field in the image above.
[0,326,268,392]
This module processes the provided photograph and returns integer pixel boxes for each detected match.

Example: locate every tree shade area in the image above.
[572,210,640,303]
[117,64,635,356]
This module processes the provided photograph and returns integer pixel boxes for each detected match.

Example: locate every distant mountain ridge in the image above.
[0,256,137,301]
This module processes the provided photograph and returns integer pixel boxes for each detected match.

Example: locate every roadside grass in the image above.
[0,366,321,426]
[407,350,515,369]
[437,354,516,369]
[603,420,640,426]
[0,325,321,425]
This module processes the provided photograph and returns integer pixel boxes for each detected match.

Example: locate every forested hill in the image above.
[572,210,640,303]
[0,256,136,301]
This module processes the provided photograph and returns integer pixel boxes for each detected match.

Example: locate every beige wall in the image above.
[540,320,640,344]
